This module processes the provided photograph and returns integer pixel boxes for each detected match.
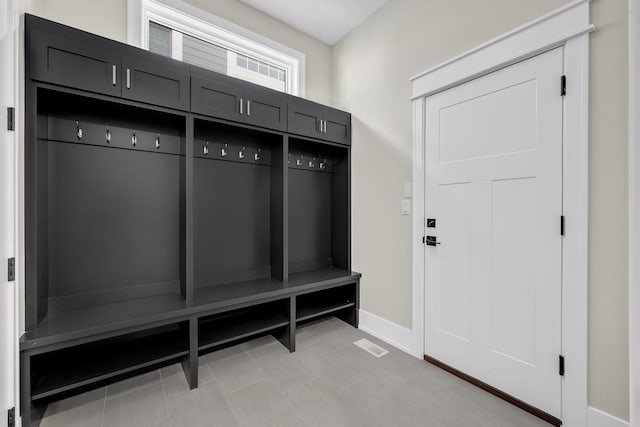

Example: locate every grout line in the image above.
[100,387,107,427]
[158,369,173,426]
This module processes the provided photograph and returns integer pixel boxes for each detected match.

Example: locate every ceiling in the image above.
[239,0,388,45]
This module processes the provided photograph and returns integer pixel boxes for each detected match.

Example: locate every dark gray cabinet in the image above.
[191,73,245,122]
[22,15,357,427]
[28,19,121,97]
[122,53,191,111]
[322,108,351,145]
[27,15,190,111]
[288,98,350,145]
[244,85,288,131]
[191,71,287,131]
[288,98,323,139]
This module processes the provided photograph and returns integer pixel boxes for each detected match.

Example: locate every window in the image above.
[128,0,304,95]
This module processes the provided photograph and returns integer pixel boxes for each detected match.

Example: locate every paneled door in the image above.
[0,0,17,424]
[424,48,564,417]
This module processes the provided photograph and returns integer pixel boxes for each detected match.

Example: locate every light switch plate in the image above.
[404,182,412,198]
[402,199,411,215]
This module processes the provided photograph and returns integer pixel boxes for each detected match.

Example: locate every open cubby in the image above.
[198,300,289,352]
[296,283,357,323]
[288,138,349,275]
[193,119,284,287]
[30,88,187,328]
[30,322,189,401]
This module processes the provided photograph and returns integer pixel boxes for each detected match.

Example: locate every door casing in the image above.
[410,1,592,426]
[0,0,18,424]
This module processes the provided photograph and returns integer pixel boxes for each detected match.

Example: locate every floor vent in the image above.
[354,338,389,358]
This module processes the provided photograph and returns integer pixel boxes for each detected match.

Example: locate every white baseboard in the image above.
[358,309,414,356]
[588,407,629,427]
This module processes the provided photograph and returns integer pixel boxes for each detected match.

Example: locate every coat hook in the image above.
[288,153,291,164]
[254,148,261,161]
[155,135,160,149]
[309,157,316,168]
[76,121,83,140]
[105,126,111,143]
[296,154,303,166]
[221,143,227,157]
[204,141,209,155]
[319,159,327,170]
[131,131,137,147]
[239,146,245,159]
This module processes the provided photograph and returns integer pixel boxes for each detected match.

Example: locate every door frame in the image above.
[1,0,19,424]
[409,1,592,426]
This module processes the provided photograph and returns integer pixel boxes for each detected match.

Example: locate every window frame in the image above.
[127,0,305,96]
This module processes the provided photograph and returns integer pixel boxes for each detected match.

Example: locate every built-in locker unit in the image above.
[21,14,359,427]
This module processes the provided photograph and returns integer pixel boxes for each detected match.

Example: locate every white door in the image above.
[0,0,17,425]
[424,48,563,417]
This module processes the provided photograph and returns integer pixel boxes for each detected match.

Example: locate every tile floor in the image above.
[38,317,550,427]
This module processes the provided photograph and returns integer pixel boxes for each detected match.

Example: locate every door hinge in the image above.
[8,257,15,282]
[560,215,565,236]
[8,407,15,427]
[560,75,567,96]
[7,107,14,131]
[559,355,565,376]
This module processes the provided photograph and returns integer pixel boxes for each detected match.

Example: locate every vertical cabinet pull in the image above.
[323,120,327,133]
[126,68,131,89]
[247,100,251,116]
[112,65,117,86]
[240,98,244,115]
[318,119,322,132]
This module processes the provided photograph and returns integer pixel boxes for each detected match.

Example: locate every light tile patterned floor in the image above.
[39,317,550,427]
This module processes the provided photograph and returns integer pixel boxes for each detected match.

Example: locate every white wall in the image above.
[332,0,629,421]
[588,0,629,420]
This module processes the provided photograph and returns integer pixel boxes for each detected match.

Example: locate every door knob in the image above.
[424,236,441,246]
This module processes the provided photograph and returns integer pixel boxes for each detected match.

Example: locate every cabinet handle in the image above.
[126,68,131,89]
[247,100,251,116]
[112,65,117,86]
[318,119,322,132]
[240,98,244,115]
[323,120,327,133]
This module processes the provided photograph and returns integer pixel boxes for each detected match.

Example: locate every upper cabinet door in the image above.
[191,74,244,123]
[322,108,351,146]
[288,98,351,145]
[122,53,191,111]
[288,98,323,140]
[244,85,287,131]
[27,16,122,97]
